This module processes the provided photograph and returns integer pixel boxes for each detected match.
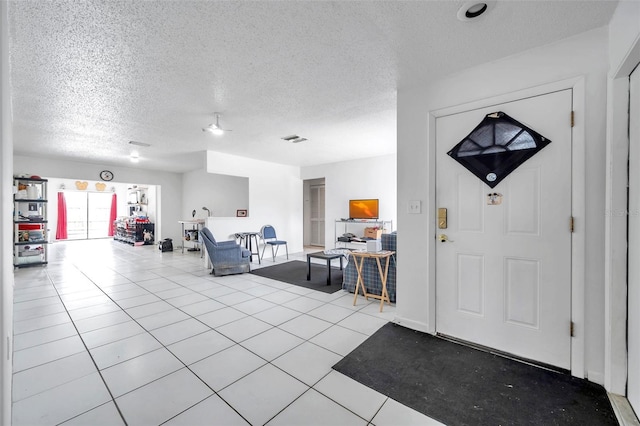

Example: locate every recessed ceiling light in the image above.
[457,2,490,21]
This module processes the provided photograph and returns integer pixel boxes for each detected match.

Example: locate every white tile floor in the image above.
[12,239,444,425]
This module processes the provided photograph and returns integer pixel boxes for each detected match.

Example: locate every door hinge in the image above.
[570,216,575,233]
[570,321,575,337]
[570,111,575,128]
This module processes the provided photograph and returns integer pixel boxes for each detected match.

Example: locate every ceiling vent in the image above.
[129,140,151,147]
[281,135,308,144]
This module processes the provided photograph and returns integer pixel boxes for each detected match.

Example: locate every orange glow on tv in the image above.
[349,199,379,219]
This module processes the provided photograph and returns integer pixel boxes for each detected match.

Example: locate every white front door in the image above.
[628,64,640,413]
[435,89,573,369]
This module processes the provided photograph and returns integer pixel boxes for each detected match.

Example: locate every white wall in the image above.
[301,154,397,249]
[206,151,303,254]
[1,1,12,422]
[13,156,183,241]
[182,168,249,220]
[609,0,640,78]
[397,27,609,382]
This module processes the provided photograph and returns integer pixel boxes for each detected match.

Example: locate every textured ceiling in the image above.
[8,0,618,173]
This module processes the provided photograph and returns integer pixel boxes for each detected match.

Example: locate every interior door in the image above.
[628,64,640,413]
[310,184,325,246]
[435,89,573,369]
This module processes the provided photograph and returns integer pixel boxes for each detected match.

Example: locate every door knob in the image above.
[438,234,453,243]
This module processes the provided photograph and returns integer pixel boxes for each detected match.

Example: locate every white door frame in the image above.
[428,77,587,378]
[605,37,640,393]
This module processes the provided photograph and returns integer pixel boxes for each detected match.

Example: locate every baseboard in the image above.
[608,393,640,426]
[588,370,605,386]
[391,316,431,334]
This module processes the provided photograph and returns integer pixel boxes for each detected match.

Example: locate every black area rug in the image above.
[333,323,617,426]
[250,260,343,294]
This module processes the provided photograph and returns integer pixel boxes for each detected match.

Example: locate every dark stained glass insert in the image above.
[447,111,551,188]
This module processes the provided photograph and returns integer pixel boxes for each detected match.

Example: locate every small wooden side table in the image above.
[350,250,395,312]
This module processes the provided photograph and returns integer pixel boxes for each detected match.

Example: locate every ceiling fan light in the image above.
[210,127,224,135]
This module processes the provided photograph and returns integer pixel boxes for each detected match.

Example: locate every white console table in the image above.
[334,219,393,249]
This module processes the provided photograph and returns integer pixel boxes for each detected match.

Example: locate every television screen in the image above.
[349,199,379,219]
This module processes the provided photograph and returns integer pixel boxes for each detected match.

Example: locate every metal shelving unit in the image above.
[13,177,48,268]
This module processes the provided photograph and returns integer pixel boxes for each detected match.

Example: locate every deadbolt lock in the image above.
[438,208,447,229]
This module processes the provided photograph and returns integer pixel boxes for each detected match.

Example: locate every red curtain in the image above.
[108,193,117,236]
[55,192,68,240]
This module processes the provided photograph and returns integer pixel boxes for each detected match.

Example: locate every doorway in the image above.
[65,191,113,240]
[435,89,573,369]
[304,178,325,247]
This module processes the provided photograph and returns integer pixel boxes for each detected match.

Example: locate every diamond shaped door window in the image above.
[447,111,551,188]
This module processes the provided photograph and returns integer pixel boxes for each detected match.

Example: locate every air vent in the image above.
[129,140,151,147]
[281,135,308,144]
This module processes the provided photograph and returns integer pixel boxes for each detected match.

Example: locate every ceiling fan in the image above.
[202,112,232,135]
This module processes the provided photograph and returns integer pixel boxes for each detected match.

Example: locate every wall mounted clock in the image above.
[100,170,114,181]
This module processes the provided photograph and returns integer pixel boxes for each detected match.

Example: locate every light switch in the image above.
[408,200,421,214]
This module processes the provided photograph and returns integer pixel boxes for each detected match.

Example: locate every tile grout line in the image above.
[44,266,130,426]
[17,243,395,424]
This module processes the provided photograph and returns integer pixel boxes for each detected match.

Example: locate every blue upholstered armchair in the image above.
[342,232,397,303]
[200,227,251,276]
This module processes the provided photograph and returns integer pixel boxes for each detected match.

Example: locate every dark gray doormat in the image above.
[333,322,617,426]
[250,261,343,294]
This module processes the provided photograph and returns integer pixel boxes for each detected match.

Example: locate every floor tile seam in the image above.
[10,358,99,404]
[147,323,218,347]
[237,333,307,363]
[12,272,86,370]
[273,314,333,340]
[11,344,88,375]
[252,309,305,327]
[12,293,63,304]
[54,399,120,425]
[305,306,363,325]
[12,306,68,322]
[13,286,59,296]
[128,286,261,335]
[73,315,132,334]
[13,293,61,304]
[158,393,251,426]
[103,359,188,400]
[210,355,312,400]
[327,297,373,312]
[81,328,149,352]
[41,278,129,426]
[12,329,79,352]
[300,324,369,359]
[12,314,72,333]
[368,397,393,425]
[261,386,317,425]
[271,383,375,426]
[309,371,387,424]
[90,301,230,398]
